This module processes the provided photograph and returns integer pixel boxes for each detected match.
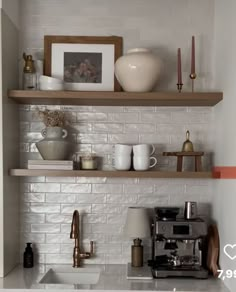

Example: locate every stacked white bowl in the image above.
[39,75,64,91]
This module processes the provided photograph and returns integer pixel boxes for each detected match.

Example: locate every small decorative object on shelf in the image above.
[163,130,204,172]
[44,35,123,91]
[115,48,161,92]
[177,48,183,93]
[80,153,98,170]
[35,110,71,160]
[189,36,197,92]
[182,130,194,152]
[23,53,36,90]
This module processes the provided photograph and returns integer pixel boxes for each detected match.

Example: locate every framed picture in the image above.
[44,36,123,91]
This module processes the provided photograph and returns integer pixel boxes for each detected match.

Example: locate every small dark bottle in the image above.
[23,242,34,268]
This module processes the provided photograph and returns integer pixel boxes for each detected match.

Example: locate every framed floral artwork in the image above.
[44,35,123,91]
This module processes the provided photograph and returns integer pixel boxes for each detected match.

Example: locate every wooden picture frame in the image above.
[44,35,123,92]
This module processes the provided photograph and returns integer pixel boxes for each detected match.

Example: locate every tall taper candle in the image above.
[178,48,182,84]
[191,36,195,75]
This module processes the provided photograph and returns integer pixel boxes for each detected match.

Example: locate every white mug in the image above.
[133,155,157,171]
[114,155,131,170]
[115,144,132,155]
[133,144,155,156]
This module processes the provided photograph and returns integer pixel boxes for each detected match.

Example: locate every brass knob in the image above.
[182,130,194,152]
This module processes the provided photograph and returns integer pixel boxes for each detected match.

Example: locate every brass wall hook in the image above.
[182,130,194,152]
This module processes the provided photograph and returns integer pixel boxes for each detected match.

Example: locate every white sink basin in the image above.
[39,267,100,285]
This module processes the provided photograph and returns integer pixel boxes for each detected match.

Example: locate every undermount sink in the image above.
[39,267,100,285]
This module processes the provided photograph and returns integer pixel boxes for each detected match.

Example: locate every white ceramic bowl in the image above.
[39,75,63,84]
[39,82,64,91]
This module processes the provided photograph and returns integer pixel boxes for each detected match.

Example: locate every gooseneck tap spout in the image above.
[70,210,93,267]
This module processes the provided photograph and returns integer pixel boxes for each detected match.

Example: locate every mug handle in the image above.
[150,144,155,156]
[149,156,157,168]
[62,129,68,139]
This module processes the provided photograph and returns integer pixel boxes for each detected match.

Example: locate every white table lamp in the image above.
[124,207,150,267]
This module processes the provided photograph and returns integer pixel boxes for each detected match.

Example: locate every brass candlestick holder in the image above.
[189,73,197,92]
[177,83,183,93]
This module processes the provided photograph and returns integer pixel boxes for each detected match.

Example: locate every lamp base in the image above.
[131,238,143,267]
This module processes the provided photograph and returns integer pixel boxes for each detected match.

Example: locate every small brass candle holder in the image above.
[177,83,183,93]
[189,73,197,92]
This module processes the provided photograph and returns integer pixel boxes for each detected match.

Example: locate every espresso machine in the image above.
[149,207,208,279]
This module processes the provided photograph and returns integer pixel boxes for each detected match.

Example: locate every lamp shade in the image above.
[124,207,150,238]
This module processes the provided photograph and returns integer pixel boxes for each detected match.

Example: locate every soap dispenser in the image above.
[23,242,34,268]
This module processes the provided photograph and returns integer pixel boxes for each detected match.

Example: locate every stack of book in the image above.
[27,160,74,170]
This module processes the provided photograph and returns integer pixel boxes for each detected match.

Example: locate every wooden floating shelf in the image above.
[9,169,214,179]
[8,90,223,107]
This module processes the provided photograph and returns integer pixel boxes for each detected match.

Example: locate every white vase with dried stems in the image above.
[36,110,71,160]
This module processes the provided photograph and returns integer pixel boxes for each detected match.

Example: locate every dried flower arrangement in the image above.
[38,109,66,127]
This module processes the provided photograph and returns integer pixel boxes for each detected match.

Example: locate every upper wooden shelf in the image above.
[8,90,223,106]
[9,169,214,179]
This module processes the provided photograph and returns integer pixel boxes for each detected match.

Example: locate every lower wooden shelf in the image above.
[9,169,214,178]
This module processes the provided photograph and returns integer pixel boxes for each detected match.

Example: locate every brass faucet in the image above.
[70,210,94,267]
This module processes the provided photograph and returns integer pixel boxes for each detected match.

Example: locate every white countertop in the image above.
[0,264,230,292]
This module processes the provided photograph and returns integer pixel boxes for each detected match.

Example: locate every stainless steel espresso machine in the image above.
[150,207,208,279]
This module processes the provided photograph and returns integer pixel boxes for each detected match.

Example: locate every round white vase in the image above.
[114,48,161,92]
[36,127,70,160]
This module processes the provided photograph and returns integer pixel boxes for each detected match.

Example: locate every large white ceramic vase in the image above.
[36,127,70,160]
[114,48,161,92]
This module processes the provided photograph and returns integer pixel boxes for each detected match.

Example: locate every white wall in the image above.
[2,0,19,28]
[213,1,236,291]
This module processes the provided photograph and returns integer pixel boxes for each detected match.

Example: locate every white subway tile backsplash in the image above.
[75,193,106,204]
[76,177,107,184]
[30,203,60,214]
[61,204,92,214]
[106,194,137,204]
[20,0,215,265]
[77,112,108,122]
[108,113,139,122]
[124,184,153,194]
[36,244,60,254]
[108,133,139,144]
[22,192,45,203]
[21,233,45,244]
[46,214,71,224]
[92,184,123,194]
[46,254,71,264]
[78,133,108,143]
[61,184,91,193]
[21,213,45,224]
[30,183,60,193]
[124,123,155,133]
[31,224,60,233]
[46,193,75,203]
[92,204,126,215]
[46,234,71,244]
[46,177,76,183]
[83,214,107,224]
[91,224,122,235]
[93,123,123,133]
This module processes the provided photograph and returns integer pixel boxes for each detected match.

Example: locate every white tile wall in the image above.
[19,0,215,264]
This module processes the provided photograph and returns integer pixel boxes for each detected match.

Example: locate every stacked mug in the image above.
[114,144,133,170]
[114,144,157,171]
